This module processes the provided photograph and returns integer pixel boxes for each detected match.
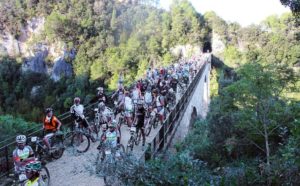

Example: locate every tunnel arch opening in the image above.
[203,42,212,53]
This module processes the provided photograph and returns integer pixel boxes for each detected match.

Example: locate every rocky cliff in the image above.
[0,17,73,81]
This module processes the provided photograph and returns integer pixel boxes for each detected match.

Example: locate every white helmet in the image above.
[108,120,117,128]
[16,135,26,144]
[169,88,174,93]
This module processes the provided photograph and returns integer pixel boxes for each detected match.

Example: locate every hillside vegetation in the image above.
[0,0,299,185]
[0,0,207,126]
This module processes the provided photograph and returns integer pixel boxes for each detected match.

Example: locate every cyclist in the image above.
[135,99,146,146]
[112,87,125,115]
[98,102,113,125]
[43,108,62,150]
[131,83,141,106]
[144,86,153,107]
[152,89,165,124]
[102,120,119,148]
[97,87,107,103]
[70,97,87,127]
[121,91,134,127]
[13,135,35,174]
[24,161,45,186]
[170,74,179,93]
[70,97,96,142]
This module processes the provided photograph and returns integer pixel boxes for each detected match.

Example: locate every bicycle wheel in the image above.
[51,141,64,159]
[71,132,90,153]
[145,119,152,136]
[95,151,105,175]
[90,122,99,141]
[153,116,159,129]
[118,144,125,154]
[126,138,133,154]
[103,157,117,186]
[40,166,50,186]
[134,129,141,146]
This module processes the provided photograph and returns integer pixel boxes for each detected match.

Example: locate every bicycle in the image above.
[8,161,50,186]
[70,121,91,153]
[30,133,65,161]
[126,125,142,154]
[95,142,125,185]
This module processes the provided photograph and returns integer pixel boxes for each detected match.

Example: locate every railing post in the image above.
[5,146,9,175]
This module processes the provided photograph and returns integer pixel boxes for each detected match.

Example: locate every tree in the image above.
[280,0,300,23]
[225,62,297,171]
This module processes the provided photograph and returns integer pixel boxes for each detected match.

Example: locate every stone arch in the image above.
[203,42,212,53]
[190,106,198,128]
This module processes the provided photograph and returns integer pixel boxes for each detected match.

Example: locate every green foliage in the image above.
[116,152,218,185]
[223,45,242,68]
[0,115,39,145]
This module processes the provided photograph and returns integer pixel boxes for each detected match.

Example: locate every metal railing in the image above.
[146,61,208,159]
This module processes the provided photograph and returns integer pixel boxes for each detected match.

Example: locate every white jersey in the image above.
[102,107,113,117]
[71,104,84,117]
[132,89,140,101]
[156,96,162,107]
[124,96,133,111]
[144,91,152,104]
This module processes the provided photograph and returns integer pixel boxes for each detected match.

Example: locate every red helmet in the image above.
[74,97,80,104]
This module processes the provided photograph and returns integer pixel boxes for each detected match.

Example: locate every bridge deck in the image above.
[46,88,184,186]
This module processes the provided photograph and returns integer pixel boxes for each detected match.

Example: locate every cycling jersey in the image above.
[70,104,84,118]
[13,146,34,172]
[43,116,59,131]
[106,131,117,148]
[25,177,46,186]
[99,107,113,123]
[132,89,140,102]
[124,96,133,111]
[144,91,152,104]
[156,96,163,107]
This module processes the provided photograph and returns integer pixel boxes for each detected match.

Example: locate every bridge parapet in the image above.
[145,57,211,160]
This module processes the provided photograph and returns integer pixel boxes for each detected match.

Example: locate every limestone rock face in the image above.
[51,56,73,81]
[0,17,75,80]
[0,33,20,56]
[22,49,48,74]
[212,32,225,54]
[171,45,202,58]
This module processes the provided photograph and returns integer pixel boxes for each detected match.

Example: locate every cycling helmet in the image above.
[16,135,26,144]
[108,120,117,128]
[45,108,53,114]
[169,88,174,93]
[74,97,80,104]
[25,161,42,172]
[97,87,104,93]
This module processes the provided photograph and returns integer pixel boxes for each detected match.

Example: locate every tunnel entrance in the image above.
[203,42,212,53]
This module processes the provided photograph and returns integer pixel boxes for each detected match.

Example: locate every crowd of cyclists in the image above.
[11,53,210,185]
